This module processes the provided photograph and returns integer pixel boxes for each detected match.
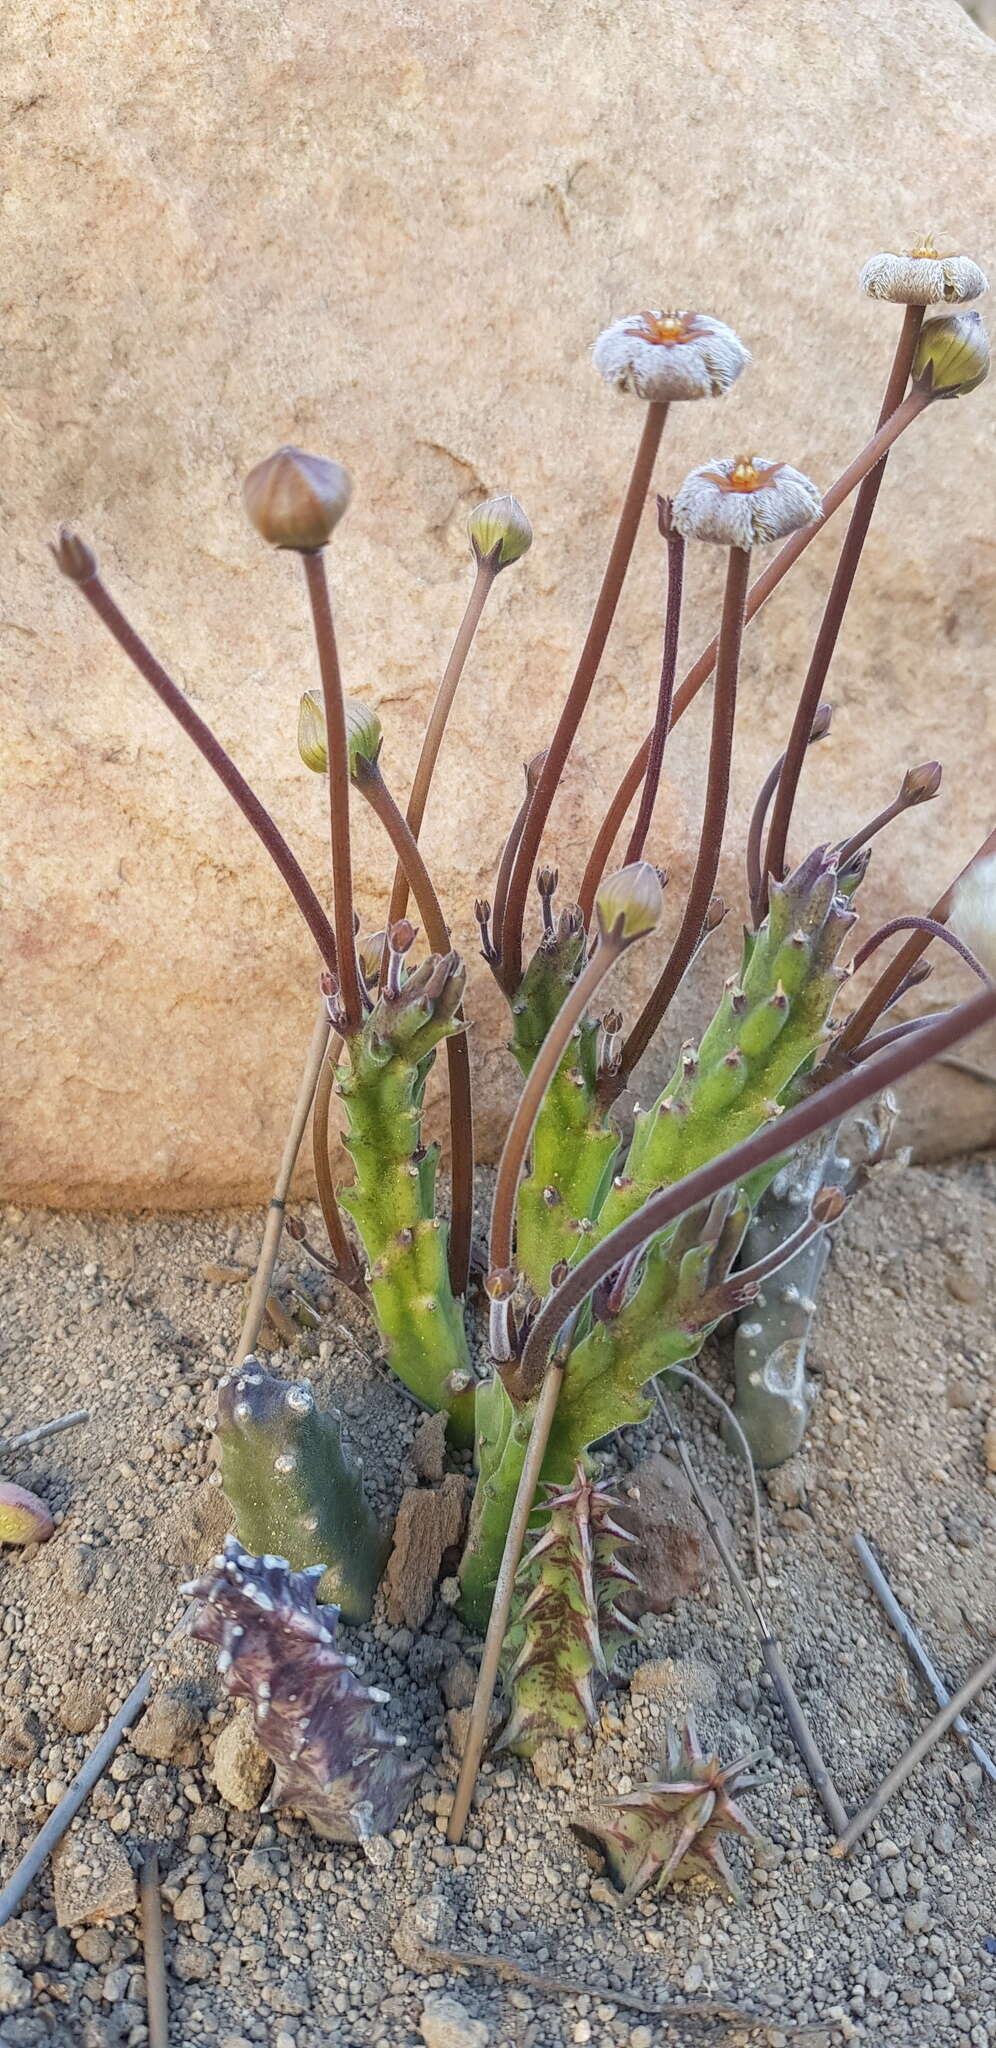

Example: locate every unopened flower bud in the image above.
[949,854,996,977]
[298,689,328,772]
[50,528,98,584]
[356,930,388,984]
[704,895,727,933]
[810,703,833,743]
[595,860,664,944]
[860,243,988,307]
[593,309,749,402]
[344,698,383,777]
[243,446,352,551]
[468,494,533,571]
[388,918,417,955]
[913,311,990,400]
[672,456,823,549]
[900,761,942,806]
[525,750,547,793]
[811,1186,847,1226]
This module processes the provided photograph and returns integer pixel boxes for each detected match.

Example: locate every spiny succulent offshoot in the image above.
[499,1462,639,1757]
[184,1539,418,1841]
[573,1718,759,1904]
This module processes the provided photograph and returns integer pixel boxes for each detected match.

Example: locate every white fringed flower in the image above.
[949,855,996,978]
[860,244,988,307]
[592,310,749,402]
[672,456,823,549]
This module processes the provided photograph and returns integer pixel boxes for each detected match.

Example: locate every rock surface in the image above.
[51,1821,137,1928]
[613,1454,733,1614]
[4,0,996,1207]
[212,1704,275,1811]
[419,1992,491,2048]
[384,1475,467,1628]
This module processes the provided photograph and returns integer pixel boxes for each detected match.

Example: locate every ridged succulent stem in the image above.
[577,383,931,926]
[760,308,925,909]
[70,567,339,973]
[386,558,496,932]
[516,979,996,1397]
[235,999,336,1367]
[310,1028,364,1287]
[353,758,474,1299]
[447,1346,568,1846]
[831,824,996,1068]
[617,544,750,1086]
[301,551,363,1030]
[624,501,684,864]
[499,401,668,989]
[489,930,629,1289]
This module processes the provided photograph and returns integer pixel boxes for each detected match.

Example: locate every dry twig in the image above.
[1,1409,89,1455]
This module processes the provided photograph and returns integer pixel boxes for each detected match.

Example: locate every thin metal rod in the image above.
[852,1534,996,1784]
[140,1852,170,2048]
[447,1354,567,1844]
[499,401,668,989]
[234,1000,335,1366]
[833,1643,996,1857]
[2,1410,89,1455]
[0,1611,191,1927]
[655,1386,849,1835]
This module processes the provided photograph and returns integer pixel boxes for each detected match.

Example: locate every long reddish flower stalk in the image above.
[614,544,751,1090]
[302,552,364,1032]
[623,498,685,865]
[577,386,932,924]
[497,401,669,990]
[52,536,339,975]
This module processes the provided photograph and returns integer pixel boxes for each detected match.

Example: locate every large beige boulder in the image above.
[4,0,995,1206]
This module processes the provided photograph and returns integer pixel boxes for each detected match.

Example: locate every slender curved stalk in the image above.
[301,552,363,1031]
[761,306,926,908]
[309,1024,367,1292]
[746,708,831,924]
[624,503,684,864]
[72,570,339,972]
[835,791,913,868]
[668,1365,766,1592]
[577,384,932,925]
[850,916,990,983]
[850,1010,956,1063]
[235,999,339,1366]
[831,823,996,1068]
[499,402,668,989]
[353,759,474,1297]
[488,929,631,1285]
[491,780,535,961]
[615,545,751,1088]
[446,1345,568,1845]
[515,980,996,1398]
[386,558,496,932]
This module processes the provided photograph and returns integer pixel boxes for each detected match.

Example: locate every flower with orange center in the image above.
[860,240,988,307]
[592,307,749,402]
[672,454,823,549]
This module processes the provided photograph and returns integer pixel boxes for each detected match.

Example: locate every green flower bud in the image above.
[243,446,352,551]
[344,698,383,777]
[468,494,533,571]
[297,689,328,773]
[913,312,990,400]
[595,860,664,944]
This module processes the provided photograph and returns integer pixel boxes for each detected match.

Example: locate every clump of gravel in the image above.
[1,1155,995,2047]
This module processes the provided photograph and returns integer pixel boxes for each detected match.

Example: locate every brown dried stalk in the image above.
[833,1643,996,1857]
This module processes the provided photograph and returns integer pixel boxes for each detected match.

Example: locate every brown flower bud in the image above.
[243,446,352,551]
[811,1186,847,1226]
[899,761,942,806]
[50,528,97,584]
[525,750,547,793]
